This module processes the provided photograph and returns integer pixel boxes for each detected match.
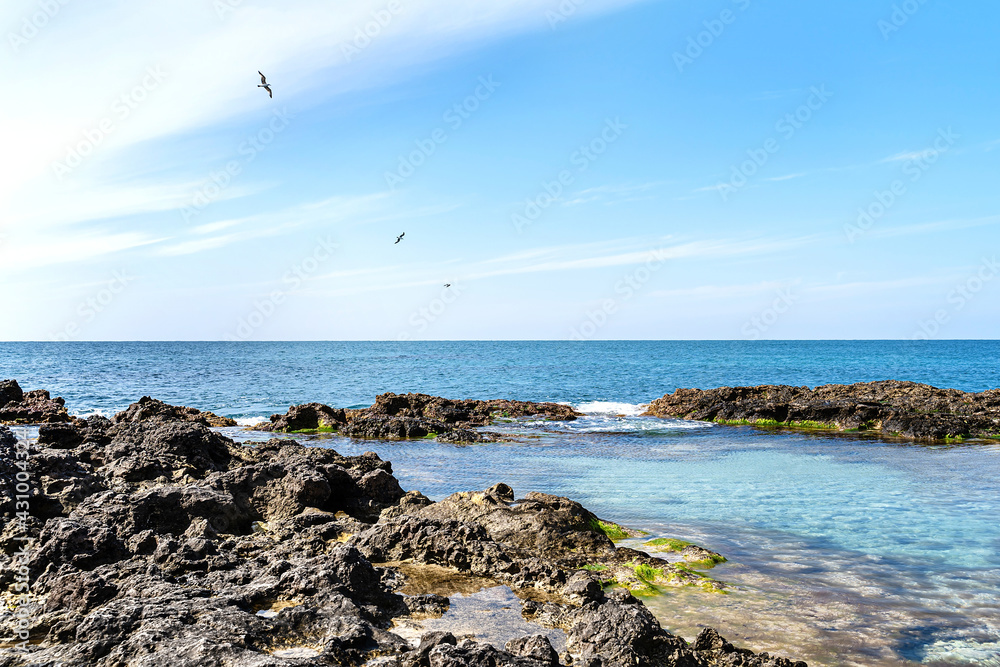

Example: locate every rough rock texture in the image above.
[0,380,71,424]
[354,393,581,425]
[644,380,1000,441]
[264,402,347,433]
[0,396,805,667]
[112,395,237,427]
[360,484,724,595]
[262,392,582,442]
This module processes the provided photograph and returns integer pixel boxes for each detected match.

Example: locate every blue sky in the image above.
[1,0,997,340]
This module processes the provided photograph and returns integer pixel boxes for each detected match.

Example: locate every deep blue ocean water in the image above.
[2,340,999,419]
[2,341,999,666]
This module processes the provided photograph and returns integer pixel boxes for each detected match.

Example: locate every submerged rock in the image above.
[645,380,1000,441]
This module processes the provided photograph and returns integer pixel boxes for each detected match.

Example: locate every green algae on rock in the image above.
[644,380,1000,441]
[643,538,728,568]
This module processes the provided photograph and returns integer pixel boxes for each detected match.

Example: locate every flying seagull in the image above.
[395,233,405,244]
[258,71,272,98]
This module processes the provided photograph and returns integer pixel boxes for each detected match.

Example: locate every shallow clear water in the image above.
[391,585,567,652]
[248,417,1000,667]
[3,341,999,665]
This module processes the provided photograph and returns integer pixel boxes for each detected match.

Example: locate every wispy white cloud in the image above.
[693,171,804,196]
[158,233,250,257]
[863,215,1000,241]
[879,149,932,163]
[157,192,394,255]
[809,274,957,298]
[0,0,642,243]
[763,172,805,183]
[0,230,165,273]
[4,179,264,230]
[302,234,818,298]
[562,181,667,207]
[647,281,792,300]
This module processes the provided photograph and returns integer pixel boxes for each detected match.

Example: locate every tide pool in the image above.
[225,415,1000,667]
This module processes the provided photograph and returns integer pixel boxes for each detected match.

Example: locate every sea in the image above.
[2,340,998,666]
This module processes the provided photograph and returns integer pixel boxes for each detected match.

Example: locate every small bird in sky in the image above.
[258,71,272,98]
[444,284,451,288]
[395,233,405,244]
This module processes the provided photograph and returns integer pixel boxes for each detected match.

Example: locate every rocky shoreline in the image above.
[644,380,1000,441]
[5,377,996,664]
[0,385,807,667]
[6,378,999,444]
[259,392,582,444]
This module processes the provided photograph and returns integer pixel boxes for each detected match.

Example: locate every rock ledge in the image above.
[644,380,1000,440]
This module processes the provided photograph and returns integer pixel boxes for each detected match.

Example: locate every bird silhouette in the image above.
[395,233,405,244]
[258,71,272,98]
[444,284,451,288]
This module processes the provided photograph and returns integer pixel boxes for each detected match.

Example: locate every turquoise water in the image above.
[249,419,1000,667]
[2,341,999,665]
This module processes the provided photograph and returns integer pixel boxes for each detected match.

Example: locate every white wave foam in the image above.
[236,417,269,427]
[919,637,1000,664]
[76,409,108,418]
[565,417,712,433]
[575,401,648,417]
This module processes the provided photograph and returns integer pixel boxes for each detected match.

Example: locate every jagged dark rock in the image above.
[0,380,23,407]
[416,485,618,560]
[112,395,237,427]
[402,485,719,592]
[264,402,347,433]
[0,395,805,667]
[644,380,1000,441]
[356,393,581,425]
[0,380,70,424]
[261,392,581,443]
